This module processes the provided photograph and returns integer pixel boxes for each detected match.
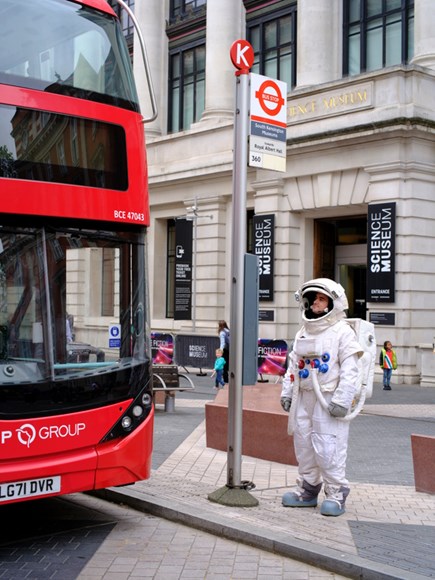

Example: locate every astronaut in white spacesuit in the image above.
[280,278,363,517]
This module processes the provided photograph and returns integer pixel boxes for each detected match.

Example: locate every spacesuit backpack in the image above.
[345,318,376,399]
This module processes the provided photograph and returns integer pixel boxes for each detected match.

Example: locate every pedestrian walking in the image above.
[218,320,230,384]
[211,348,226,390]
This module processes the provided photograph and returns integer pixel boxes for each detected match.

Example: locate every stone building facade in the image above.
[131,0,435,384]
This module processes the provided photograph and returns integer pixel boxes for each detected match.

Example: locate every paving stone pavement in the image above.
[88,379,435,580]
[77,493,349,580]
[0,495,117,580]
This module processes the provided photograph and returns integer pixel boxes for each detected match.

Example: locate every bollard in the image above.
[165,393,175,413]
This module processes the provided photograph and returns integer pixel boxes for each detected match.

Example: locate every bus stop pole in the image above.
[208,55,258,508]
[228,70,249,489]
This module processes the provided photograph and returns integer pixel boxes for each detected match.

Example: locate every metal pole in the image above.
[192,199,198,333]
[208,41,257,507]
[227,71,249,489]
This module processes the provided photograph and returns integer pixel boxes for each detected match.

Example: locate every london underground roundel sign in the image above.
[250,73,287,127]
[255,79,286,117]
[230,39,254,72]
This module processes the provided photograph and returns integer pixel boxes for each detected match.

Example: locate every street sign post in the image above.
[209,41,288,508]
[208,40,258,508]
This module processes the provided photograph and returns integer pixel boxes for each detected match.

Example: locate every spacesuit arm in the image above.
[281,350,297,399]
[330,352,360,410]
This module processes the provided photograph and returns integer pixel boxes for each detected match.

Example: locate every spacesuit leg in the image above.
[282,391,322,507]
[313,393,350,516]
[311,393,350,485]
[311,393,351,516]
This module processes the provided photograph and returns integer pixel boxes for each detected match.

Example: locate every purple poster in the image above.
[151,332,174,365]
[257,339,288,376]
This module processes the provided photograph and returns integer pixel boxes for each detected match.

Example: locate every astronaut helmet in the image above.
[295,278,348,323]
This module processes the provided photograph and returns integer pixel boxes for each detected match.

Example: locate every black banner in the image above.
[174,219,193,320]
[175,334,219,369]
[367,202,395,303]
[253,214,274,302]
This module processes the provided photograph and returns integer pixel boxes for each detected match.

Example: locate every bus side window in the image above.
[0,325,7,359]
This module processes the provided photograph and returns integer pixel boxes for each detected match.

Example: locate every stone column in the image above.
[201,0,245,122]
[187,197,228,328]
[133,0,167,137]
[411,0,435,69]
[251,178,296,340]
[296,0,341,88]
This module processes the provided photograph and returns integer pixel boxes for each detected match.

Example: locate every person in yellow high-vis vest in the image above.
[379,341,397,390]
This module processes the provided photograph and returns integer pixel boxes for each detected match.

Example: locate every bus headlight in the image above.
[142,393,152,406]
[121,416,132,429]
[132,405,143,418]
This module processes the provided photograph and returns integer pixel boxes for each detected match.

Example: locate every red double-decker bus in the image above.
[0,0,155,504]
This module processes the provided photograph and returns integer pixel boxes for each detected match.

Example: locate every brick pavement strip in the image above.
[78,494,349,580]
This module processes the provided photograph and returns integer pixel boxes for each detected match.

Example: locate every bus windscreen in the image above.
[0,0,139,112]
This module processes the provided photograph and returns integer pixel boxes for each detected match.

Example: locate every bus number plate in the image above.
[0,476,61,502]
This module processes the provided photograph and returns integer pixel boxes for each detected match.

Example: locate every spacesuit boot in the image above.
[282,479,322,508]
[320,485,350,516]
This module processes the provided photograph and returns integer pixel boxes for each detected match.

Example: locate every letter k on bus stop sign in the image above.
[230,39,254,74]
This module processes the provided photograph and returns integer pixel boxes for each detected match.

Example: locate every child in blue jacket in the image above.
[211,348,226,389]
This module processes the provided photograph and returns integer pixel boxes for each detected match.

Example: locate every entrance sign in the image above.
[259,310,274,321]
[249,73,287,172]
[367,202,396,303]
[369,312,396,326]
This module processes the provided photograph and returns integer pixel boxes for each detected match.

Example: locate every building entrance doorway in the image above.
[335,245,367,319]
[314,217,367,320]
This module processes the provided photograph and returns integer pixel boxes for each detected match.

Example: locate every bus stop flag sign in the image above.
[249,73,287,172]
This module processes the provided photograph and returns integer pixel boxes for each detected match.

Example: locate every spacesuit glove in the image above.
[280,397,292,412]
[328,402,348,418]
